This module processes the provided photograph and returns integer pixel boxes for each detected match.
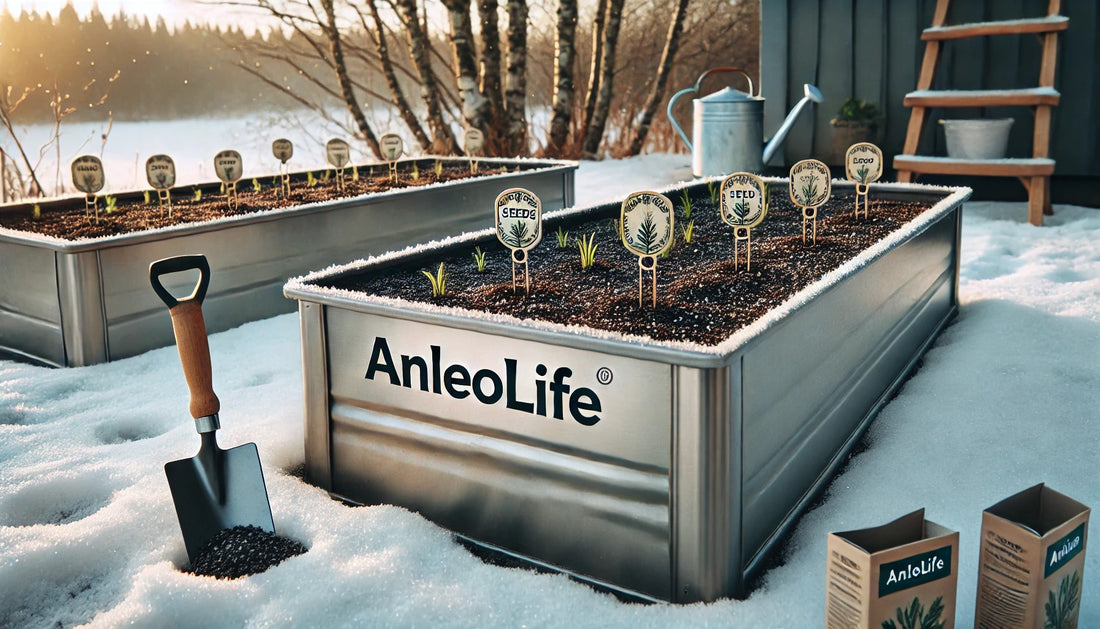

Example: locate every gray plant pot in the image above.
[0,157,576,367]
[284,179,970,603]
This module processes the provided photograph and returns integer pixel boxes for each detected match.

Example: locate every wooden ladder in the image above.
[893,0,1068,226]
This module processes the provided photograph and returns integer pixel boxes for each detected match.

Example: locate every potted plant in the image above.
[830,98,885,164]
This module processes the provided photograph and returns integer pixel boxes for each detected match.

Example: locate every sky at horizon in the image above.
[2,0,268,31]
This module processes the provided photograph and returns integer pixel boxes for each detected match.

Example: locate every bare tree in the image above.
[546,0,578,154]
[476,0,504,125]
[360,0,432,151]
[392,0,460,153]
[442,0,490,132]
[502,0,529,154]
[320,0,382,157]
[580,0,624,158]
[581,0,609,136]
[0,86,46,197]
[624,0,690,156]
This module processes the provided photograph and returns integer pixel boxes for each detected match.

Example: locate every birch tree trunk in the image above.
[547,0,578,154]
[624,0,690,156]
[503,0,528,155]
[442,0,490,131]
[392,0,460,154]
[320,0,381,158]
[581,0,608,135]
[580,0,624,158]
[476,0,504,126]
[363,0,431,152]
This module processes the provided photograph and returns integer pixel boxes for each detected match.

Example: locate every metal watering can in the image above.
[667,67,824,177]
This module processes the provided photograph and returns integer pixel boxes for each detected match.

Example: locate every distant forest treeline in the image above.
[0,4,315,122]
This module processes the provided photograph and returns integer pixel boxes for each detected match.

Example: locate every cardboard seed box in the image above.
[826,509,959,629]
[974,483,1090,629]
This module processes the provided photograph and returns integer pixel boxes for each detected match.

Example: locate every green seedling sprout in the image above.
[192,187,202,202]
[252,177,262,192]
[320,169,331,183]
[143,190,151,205]
[555,225,569,248]
[680,218,695,244]
[104,195,118,214]
[577,232,598,269]
[421,262,447,297]
[434,160,443,178]
[352,165,360,181]
[472,247,487,273]
[307,171,317,187]
[708,180,720,206]
[33,204,41,219]
[678,189,693,219]
[411,161,420,181]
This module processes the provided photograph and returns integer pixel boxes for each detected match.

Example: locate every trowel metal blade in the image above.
[165,441,274,563]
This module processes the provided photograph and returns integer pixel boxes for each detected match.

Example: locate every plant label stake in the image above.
[621,191,674,307]
[465,128,484,174]
[71,155,104,223]
[272,138,293,198]
[720,172,768,271]
[214,150,243,210]
[495,187,542,294]
[789,159,831,244]
[145,154,176,218]
[844,142,882,219]
[326,138,351,194]
[380,133,403,183]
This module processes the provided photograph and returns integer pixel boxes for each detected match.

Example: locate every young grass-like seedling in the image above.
[252,177,262,192]
[680,218,695,244]
[472,247,487,273]
[708,180,720,206]
[33,204,41,219]
[192,187,202,202]
[352,165,360,181]
[577,232,598,270]
[320,169,331,183]
[678,189,693,219]
[143,190,151,205]
[411,161,420,181]
[421,262,447,297]
[104,195,118,214]
[555,225,569,248]
[434,160,443,178]
[307,171,317,187]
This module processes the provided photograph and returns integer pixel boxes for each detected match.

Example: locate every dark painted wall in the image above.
[760,0,1099,177]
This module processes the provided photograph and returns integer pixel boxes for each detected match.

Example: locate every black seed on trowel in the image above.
[185,525,306,579]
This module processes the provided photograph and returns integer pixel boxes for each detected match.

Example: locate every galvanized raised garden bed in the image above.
[0,157,575,367]
[283,179,970,603]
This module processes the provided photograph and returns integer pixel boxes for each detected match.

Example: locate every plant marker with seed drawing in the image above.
[71,155,105,223]
[465,128,484,174]
[379,133,403,183]
[214,149,243,211]
[272,139,293,198]
[845,142,883,219]
[495,187,543,294]
[146,154,176,218]
[720,172,768,271]
[620,191,675,307]
[789,159,831,244]
[326,138,351,194]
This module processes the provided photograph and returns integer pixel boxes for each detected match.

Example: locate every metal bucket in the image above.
[691,87,765,175]
[285,180,971,603]
[0,158,576,367]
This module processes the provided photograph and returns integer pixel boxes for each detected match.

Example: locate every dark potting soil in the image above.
[0,162,515,240]
[321,187,937,347]
[185,525,306,579]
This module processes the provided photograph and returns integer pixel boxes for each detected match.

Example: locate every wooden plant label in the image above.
[720,172,767,270]
[494,187,542,294]
[214,150,243,183]
[71,155,104,194]
[789,159,831,244]
[465,128,485,154]
[845,142,882,219]
[326,138,351,168]
[380,133,403,162]
[145,154,176,190]
[214,149,243,210]
[621,191,674,307]
[272,138,294,164]
[845,142,883,185]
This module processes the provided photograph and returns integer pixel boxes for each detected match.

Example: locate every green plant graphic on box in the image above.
[881,595,945,629]
[1044,570,1080,629]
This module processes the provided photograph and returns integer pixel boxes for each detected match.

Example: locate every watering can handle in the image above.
[667,67,755,153]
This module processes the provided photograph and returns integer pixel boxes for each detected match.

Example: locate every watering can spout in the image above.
[762,83,823,166]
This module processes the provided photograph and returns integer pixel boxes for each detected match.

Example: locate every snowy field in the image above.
[1,154,1097,627]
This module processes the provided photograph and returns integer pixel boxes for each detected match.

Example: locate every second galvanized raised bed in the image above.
[284,179,970,603]
[0,157,575,367]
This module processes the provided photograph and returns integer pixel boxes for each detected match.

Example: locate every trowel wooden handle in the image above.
[169,300,220,419]
[149,254,219,420]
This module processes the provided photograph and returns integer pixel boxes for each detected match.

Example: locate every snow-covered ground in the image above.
[1,154,1096,627]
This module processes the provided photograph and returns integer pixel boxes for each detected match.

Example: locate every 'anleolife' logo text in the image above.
[1045,523,1085,578]
[364,337,602,425]
[878,546,952,596]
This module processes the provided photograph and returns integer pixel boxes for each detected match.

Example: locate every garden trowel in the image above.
[150,254,274,562]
